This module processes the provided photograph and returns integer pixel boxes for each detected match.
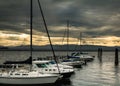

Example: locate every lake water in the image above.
[0,51,120,86]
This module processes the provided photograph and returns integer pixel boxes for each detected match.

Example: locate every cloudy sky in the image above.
[0,0,120,46]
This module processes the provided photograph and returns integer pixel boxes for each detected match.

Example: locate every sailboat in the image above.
[32,60,74,78]
[32,0,74,78]
[0,0,60,85]
[68,33,95,62]
[60,21,84,68]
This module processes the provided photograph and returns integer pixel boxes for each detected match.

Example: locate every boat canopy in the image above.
[3,56,32,64]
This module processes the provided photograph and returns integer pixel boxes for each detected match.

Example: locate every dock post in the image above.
[115,48,119,66]
[100,48,102,62]
[98,48,102,63]
[98,48,100,58]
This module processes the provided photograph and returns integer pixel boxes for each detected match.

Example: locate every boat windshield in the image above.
[71,52,80,56]
[49,61,56,64]
[36,63,47,68]
[71,52,88,56]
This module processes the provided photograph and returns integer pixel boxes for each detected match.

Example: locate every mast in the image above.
[79,32,82,53]
[37,0,60,73]
[61,28,67,45]
[37,0,55,62]
[67,20,69,56]
[74,32,82,52]
[30,0,33,65]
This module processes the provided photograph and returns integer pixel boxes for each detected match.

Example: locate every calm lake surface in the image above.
[0,51,120,86]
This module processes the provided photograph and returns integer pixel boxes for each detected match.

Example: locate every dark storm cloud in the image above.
[40,0,120,37]
[0,0,30,34]
[0,0,120,38]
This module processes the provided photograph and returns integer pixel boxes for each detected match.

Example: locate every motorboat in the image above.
[49,60,74,69]
[69,52,95,62]
[61,58,84,68]
[32,60,74,78]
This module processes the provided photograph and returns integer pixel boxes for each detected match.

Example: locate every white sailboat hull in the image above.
[0,76,58,85]
[0,71,59,85]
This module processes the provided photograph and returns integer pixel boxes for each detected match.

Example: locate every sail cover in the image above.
[4,56,32,64]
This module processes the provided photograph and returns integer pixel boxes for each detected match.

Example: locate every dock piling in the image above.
[115,48,119,66]
[98,48,102,63]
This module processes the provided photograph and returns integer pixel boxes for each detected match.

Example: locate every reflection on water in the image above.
[71,61,120,86]
[55,78,72,86]
[0,51,120,86]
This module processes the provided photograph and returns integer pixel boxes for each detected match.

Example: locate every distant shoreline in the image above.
[0,49,115,52]
[0,44,119,52]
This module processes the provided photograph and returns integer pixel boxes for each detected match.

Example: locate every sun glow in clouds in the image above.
[83,36,120,46]
[20,34,28,39]
[0,30,120,47]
